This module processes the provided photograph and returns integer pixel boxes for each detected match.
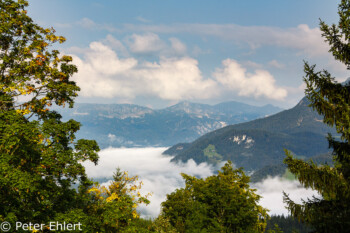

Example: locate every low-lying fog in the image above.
[82,147,320,218]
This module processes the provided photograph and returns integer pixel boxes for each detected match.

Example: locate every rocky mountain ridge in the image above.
[164,97,338,170]
[57,101,283,148]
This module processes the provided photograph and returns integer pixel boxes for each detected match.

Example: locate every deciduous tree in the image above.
[160,161,268,233]
[0,0,100,226]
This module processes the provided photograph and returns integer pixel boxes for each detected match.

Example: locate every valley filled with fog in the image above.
[83,147,320,218]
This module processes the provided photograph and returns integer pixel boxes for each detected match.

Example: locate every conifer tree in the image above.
[283,0,350,232]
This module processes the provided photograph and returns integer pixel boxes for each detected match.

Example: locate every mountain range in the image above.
[57,101,282,148]
[163,97,338,170]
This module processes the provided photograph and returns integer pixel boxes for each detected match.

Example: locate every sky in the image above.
[83,147,319,218]
[27,0,347,109]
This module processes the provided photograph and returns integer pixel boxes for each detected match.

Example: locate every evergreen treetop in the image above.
[283,1,350,232]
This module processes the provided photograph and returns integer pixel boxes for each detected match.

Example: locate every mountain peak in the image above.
[166,96,336,170]
[342,77,350,86]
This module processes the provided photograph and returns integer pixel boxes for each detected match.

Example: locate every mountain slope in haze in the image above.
[57,101,282,148]
[164,97,338,170]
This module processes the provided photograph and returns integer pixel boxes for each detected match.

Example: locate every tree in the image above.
[85,168,151,232]
[283,0,350,232]
[0,2,154,231]
[0,0,100,226]
[160,161,268,233]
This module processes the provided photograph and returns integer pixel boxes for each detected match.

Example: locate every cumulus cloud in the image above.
[127,33,166,54]
[71,42,138,98]
[169,37,187,55]
[214,59,288,100]
[103,34,129,56]
[70,36,286,101]
[125,33,187,57]
[82,147,215,217]
[71,40,217,100]
[134,57,216,100]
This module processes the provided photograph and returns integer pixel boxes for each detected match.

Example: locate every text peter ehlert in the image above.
[15,221,82,231]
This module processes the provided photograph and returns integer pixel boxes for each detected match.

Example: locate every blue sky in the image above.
[28,0,346,108]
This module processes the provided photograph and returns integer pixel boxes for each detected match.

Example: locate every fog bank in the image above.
[83,147,215,217]
[252,176,320,215]
[83,147,319,217]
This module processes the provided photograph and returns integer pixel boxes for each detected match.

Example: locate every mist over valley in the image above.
[83,147,320,218]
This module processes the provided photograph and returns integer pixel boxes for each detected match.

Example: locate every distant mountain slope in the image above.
[164,97,337,170]
[57,101,283,148]
[227,97,333,135]
[249,152,334,183]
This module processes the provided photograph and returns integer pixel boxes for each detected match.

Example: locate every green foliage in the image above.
[203,144,223,164]
[250,153,334,183]
[0,0,101,227]
[266,224,283,233]
[160,161,268,233]
[265,215,313,233]
[0,0,79,116]
[250,164,287,183]
[149,215,178,233]
[282,169,296,181]
[0,1,157,232]
[167,96,336,170]
[84,169,151,232]
[283,1,350,232]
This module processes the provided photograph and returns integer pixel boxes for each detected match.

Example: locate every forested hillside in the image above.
[165,96,337,170]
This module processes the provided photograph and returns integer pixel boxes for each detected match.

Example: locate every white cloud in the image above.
[134,57,216,100]
[326,58,349,82]
[71,37,286,101]
[126,33,166,54]
[83,148,321,217]
[191,45,210,57]
[76,18,98,29]
[125,33,187,57]
[108,134,116,142]
[82,147,215,218]
[61,17,118,32]
[103,34,129,57]
[169,37,187,55]
[268,60,285,69]
[123,23,329,57]
[252,176,320,216]
[243,61,263,69]
[214,59,288,100]
[57,20,329,58]
[71,42,137,98]
[71,39,217,100]
[136,16,152,23]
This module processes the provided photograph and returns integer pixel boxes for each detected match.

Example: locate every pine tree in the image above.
[283,0,350,232]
